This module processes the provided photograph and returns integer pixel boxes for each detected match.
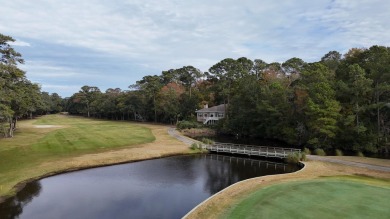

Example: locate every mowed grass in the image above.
[0,114,155,197]
[223,176,390,219]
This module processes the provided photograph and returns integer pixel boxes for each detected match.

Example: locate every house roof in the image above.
[195,104,226,113]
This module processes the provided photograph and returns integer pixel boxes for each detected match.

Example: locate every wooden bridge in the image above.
[202,142,301,159]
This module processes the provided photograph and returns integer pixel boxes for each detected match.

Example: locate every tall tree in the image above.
[0,34,26,137]
[300,63,341,149]
[131,75,163,122]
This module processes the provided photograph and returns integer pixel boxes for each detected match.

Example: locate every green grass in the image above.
[224,176,390,219]
[0,114,155,197]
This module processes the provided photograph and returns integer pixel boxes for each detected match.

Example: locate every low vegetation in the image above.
[176,120,203,130]
[335,149,343,156]
[314,148,327,156]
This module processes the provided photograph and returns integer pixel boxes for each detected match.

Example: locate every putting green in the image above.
[224,177,390,219]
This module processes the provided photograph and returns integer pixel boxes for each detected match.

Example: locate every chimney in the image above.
[204,104,208,109]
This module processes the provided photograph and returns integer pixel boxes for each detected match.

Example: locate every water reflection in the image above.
[0,181,41,218]
[203,154,293,194]
[0,154,299,219]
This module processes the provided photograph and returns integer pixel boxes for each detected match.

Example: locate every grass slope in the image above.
[0,115,155,198]
[224,176,390,219]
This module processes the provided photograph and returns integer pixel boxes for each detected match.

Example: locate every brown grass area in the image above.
[0,123,192,203]
[181,128,216,138]
[326,156,390,167]
[185,160,390,219]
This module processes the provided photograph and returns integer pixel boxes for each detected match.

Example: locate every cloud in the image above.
[1,0,389,96]
[9,39,31,47]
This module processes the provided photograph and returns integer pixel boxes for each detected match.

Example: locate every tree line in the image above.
[0,34,64,137]
[65,46,390,154]
[1,33,389,153]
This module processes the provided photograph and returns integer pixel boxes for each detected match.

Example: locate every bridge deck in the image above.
[203,142,301,159]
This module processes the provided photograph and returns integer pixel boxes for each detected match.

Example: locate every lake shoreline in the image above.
[2,119,389,218]
[0,121,196,203]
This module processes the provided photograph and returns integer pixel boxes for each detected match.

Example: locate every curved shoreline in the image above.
[0,123,194,203]
[183,161,307,218]
[184,158,390,218]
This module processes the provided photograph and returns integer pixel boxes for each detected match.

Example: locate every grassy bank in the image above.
[186,160,390,219]
[0,114,191,200]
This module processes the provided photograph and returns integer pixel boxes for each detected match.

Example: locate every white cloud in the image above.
[9,40,31,47]
[1,0,389,96]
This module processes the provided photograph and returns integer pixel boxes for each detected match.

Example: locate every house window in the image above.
[198,113,203,117]
[218,113,224,117]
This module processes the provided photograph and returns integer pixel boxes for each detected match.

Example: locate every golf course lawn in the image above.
[0,114,157,199]
[222,176,390,219]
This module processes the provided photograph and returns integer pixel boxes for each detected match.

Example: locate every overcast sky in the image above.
[1,0,389,97]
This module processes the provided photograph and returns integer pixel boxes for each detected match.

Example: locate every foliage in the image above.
[335,149,343,156]
[0,33,63,138]
[176,120,203,130]
[303,148,311,155]
[314,148,326,156]
[285,152,300,164]
[190,143,199,150]
[356,151,365,157]
[4,30,388,154]
[201,137,214,144]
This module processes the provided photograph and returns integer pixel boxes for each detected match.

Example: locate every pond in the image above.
[0,154,300,219]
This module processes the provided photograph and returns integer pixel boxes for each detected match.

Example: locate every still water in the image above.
[0,154,299,219]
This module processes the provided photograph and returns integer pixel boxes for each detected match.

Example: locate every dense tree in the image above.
[131,75,163,122]
[0,33,60,138]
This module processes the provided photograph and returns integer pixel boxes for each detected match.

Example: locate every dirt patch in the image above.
[33,125,63,128]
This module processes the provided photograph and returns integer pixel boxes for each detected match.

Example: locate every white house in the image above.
[195,104,226,125]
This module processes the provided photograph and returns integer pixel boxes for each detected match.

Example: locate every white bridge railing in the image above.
[202,142,301,159]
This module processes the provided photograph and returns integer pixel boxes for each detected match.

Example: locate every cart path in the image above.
[307,155,390,172]
[168,127,198,146]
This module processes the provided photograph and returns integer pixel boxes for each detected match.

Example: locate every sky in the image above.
[1,0,389,97]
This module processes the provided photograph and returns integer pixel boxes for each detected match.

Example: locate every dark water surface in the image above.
[0,154,299,219]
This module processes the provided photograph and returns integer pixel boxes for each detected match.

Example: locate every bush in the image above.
[190,143,200,150]
[301,152,307,161]
[286,153,300,164]
[356,151,364,157]
[335,149,343,156]
[303,148,311,155]
[314,148,326,156]
[177,120,202,130]
[201,137,214,145]
[285,152,306,164]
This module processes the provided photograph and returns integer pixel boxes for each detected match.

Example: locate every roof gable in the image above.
[195,104,226,113]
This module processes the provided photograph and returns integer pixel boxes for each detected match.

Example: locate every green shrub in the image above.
[301,152,307,161]
[314,148,326,156]
[303,148,311,155]
[356,151,364,157]
[190,143,199,150]
[335,149,343,156]
[286,153,300,164]
[176,120,202,130]
[286,152,306,164]
[201,137,214,145]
